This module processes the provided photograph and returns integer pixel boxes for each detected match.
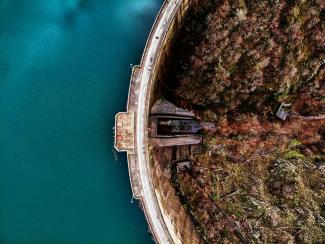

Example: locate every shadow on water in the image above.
[61,0,94,29]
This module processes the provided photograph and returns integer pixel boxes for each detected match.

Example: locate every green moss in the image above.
[273,89,290,102]
[231,134,243,141]
[282,211,296,226]
[221,227,230,238]
[284,150,305,159]
[289,139,302,147]
[227,64,238,77]
[211,172,220,201]
[227,203,245,218]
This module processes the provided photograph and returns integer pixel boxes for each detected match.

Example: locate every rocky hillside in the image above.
[160,0,325,243]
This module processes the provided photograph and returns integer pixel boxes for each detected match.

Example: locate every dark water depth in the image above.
[0,0,162,243]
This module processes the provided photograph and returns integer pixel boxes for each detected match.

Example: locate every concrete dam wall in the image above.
[115,0,202,243]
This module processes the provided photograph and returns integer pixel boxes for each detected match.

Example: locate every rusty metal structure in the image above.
[114,1,201,243]
[149,99,202,147]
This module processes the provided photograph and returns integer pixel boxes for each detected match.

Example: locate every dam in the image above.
[115,0,202,243]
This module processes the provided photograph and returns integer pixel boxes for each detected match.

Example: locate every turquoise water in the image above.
[0,0,161,243]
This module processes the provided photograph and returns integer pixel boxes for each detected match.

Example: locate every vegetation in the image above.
[160,0,325,243]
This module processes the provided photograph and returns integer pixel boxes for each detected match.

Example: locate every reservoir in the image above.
[0,0,161,243]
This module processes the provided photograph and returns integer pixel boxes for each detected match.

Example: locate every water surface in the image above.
[0,0,161,242]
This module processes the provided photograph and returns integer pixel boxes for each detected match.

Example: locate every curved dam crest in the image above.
[115,1,202,243]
